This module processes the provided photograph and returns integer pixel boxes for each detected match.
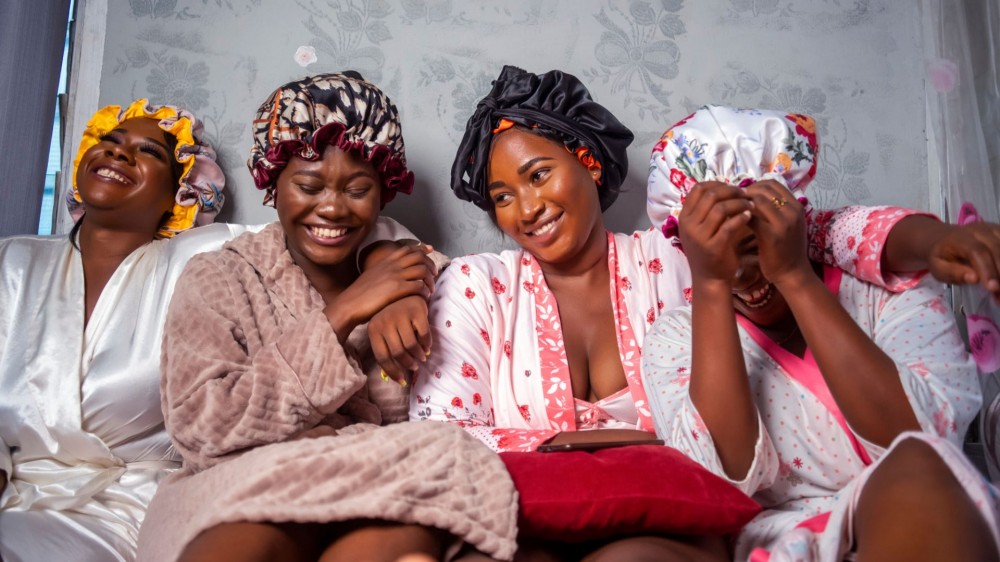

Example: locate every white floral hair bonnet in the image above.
[647,104,819,239]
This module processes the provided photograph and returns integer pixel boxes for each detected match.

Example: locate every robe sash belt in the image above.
[3,457,178,511]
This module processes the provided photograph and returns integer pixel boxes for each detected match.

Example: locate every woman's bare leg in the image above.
[452,538,565,562]
[178,521,328,562]
[394,556,437,562]
[580,534,731,562]
[459,534,730,562]
[318,520,445,562]
[854,437,998,562]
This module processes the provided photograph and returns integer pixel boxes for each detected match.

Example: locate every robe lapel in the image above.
[736,266,873,465]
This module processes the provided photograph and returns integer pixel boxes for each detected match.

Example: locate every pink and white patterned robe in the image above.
[410,206,923,453]
[641,266,999,561]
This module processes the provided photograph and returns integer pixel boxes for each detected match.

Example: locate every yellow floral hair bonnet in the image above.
[68,99,225,237]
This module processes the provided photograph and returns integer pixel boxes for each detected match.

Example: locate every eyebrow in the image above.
[486,156,555,191]
[111,128,171,152]
[292,170,377,182]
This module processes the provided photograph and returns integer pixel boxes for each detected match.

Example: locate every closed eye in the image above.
[140,142,168,160]
[296,183,323,194]
[99,132,123,144]
[346,184,374,198]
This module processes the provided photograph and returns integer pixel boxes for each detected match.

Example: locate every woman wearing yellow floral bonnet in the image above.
[0,98,237,562]
[66,98,225,238]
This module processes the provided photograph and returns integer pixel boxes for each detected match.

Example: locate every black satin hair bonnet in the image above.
[450,65,635,212]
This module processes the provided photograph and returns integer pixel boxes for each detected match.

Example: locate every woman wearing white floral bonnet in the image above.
[643,104,1000,562]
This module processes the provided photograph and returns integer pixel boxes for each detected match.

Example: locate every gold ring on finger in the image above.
[771,196,788,209]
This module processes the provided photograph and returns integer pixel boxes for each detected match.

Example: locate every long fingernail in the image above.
[380,370,390,382]
[399,379,408,387]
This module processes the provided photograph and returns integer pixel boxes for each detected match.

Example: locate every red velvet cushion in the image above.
[499,445,761,542]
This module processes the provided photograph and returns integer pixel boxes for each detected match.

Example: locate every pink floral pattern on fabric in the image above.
[647,106,818,239]
[643,268,986,562]
[493,428,554,453]
[958,202,982,225]
[525,254,577,432]
[808,206,931,292]
[605,235,655,431]
[412,231,694,452]
[968,314,1000,373]
[525,235,656,434]
[952,203,1000,374]
[412,210,921,454]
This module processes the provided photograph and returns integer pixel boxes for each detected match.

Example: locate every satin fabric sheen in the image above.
[451,65,634,211]
[0,224,249,561]
[0,216,420,560]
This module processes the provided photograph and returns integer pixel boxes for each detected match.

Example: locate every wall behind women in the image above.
[81,0,927,257]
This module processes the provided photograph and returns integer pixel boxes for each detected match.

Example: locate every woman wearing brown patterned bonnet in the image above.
[135,72,518,562]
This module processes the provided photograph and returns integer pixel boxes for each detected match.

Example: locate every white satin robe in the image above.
[0,224,247,561]
[0,218,414,561]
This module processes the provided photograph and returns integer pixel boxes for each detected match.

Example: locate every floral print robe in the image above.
[642,266,998,561]
[410,206,922,453]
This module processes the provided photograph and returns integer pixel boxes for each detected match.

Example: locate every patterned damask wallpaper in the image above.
[100,0,927,256]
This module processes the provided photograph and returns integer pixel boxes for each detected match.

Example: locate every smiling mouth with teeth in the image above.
[309,226,349,239]
[95,168,129,183]
[734,282,775,309]
[529,217,559,236]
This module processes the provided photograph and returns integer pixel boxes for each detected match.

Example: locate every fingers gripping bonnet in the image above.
[451,65,634,212]
[647,105,819,239]
[248,71,414,208]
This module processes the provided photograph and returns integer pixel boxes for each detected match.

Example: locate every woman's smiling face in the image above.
[486,128,605,267]
[75,117,179,231]
[729,230,793,327]
[275,144,381,273]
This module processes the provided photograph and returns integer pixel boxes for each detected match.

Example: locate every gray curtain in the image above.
[0,0,71,237]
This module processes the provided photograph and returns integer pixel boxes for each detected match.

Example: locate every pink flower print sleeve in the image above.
[807,205,935,292]
[409,254,559,452]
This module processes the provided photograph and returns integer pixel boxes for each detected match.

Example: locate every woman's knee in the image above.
[868,436,955,492]
[882,436,945,467]
[581,535,730,562]
[855,436,998,562]
[179,521,327,562]
[319,521,446,562]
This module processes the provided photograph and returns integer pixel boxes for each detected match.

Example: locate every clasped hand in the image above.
[324,243,435,369]
[926,221,1000,302]
[356,242,439,384]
